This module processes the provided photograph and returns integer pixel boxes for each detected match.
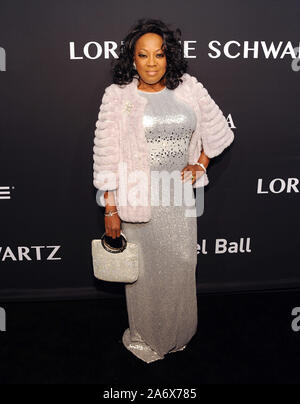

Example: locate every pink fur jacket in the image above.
[93,72,234,222]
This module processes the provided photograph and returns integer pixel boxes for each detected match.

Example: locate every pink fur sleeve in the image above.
[190,76,234,159]
[93,85,120,191]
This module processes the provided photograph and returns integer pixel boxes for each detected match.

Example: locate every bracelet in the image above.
[194,162,207,173]
[104,210,118,217]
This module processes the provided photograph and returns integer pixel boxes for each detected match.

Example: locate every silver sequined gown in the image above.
[121,86,198,363]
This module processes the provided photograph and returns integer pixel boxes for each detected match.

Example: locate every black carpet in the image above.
[1,289,300,384]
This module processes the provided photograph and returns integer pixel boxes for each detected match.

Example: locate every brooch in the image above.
[123,101,134,114]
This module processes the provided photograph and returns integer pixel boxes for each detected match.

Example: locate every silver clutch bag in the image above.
[91,231,139,283]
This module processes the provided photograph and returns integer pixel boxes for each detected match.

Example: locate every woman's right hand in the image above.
[104,210,121,239]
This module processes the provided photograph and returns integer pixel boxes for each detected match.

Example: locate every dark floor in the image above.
[1,288,300,384]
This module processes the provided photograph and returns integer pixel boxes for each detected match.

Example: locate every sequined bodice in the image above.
[138,87,197,170]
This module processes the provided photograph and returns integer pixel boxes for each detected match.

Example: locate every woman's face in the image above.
[134,33,167,86]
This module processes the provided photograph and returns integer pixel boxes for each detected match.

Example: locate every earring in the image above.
[133,61,136,69]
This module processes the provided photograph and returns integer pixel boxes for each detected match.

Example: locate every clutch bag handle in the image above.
[100,231,128,253]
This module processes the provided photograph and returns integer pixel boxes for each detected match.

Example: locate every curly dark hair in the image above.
[111,18,188,90]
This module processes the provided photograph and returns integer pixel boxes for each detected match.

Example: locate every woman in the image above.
[93,18,234,363]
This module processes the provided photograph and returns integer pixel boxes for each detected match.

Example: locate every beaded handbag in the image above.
[91,231,139,283]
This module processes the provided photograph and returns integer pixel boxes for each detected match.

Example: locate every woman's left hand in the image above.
[180,164,205,185]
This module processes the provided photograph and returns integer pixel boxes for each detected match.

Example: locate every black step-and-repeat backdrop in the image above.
[0,1,299,301]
